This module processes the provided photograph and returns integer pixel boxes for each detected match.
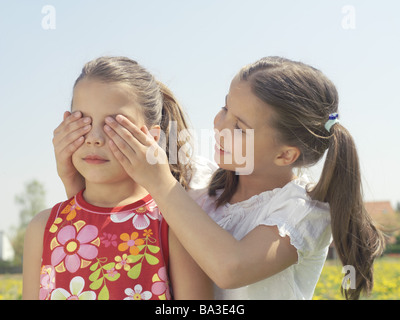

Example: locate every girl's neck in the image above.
[230,169,296,204]
[82,180,149,208]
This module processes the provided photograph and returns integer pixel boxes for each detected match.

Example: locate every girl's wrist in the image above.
[147,170,178,199]
[61,173,85,198]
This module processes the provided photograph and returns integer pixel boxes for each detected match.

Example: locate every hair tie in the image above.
[325,113,339,132]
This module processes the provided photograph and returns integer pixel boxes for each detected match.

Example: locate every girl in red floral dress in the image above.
[22,56,213,300]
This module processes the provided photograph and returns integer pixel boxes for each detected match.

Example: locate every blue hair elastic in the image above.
[324,113,339,132]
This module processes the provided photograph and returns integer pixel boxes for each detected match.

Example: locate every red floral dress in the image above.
[39,190,171,300]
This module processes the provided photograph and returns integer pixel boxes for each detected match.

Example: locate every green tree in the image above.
[11,180,46,265]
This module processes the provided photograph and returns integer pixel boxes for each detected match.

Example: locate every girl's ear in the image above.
[274,146,301,167]
[143,125,161,142]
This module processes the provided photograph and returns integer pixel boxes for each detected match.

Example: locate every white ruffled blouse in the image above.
[191,176,332,300]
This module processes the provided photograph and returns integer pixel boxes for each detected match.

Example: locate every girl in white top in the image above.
[60,57,384,299]
[190,176,331,299]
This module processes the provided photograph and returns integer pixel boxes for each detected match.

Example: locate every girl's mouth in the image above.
[215,143,231,155]
[83,155,109,164]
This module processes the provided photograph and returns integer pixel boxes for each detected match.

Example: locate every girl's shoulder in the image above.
[197,176,332,259]
[253,176,331,259]
[25,208,53,250]
[27,208,52,232]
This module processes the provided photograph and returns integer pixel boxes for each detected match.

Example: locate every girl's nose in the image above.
[85,126,105,146]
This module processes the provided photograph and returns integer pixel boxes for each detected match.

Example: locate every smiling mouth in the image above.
[215,143,231,154]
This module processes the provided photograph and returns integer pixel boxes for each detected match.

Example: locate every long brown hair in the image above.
[73,56,193,189]
[209,56,385,299]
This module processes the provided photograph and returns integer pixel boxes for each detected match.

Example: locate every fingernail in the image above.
[115,114,125,122]
[83,117,91,123]
[73,111,81,118]
[104,124,111,132]
[105,116,115,124]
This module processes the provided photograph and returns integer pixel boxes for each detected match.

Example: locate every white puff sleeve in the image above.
[255,180,332,263]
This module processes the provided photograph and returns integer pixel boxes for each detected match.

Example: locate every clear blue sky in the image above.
[1,0,399,233]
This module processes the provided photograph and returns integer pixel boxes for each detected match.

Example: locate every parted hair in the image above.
[74,56,193,189]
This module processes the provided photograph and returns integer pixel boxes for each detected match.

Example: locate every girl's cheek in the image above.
[213,110,224,129]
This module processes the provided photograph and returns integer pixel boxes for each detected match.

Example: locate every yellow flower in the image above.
[115,254,131,271]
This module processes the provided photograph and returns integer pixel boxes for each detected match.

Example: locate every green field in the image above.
[313,256,400,300]
[2,257,400,300]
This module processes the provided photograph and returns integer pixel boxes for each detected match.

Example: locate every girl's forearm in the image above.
[151,176,241,288]
[62,174,85,198]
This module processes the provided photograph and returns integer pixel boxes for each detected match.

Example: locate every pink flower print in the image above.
[100,232,117,248]
[151,266,171,300]
[39,265,55,300]
[124,285,152,300]
[111,201,160,230]
[106,267,118,279]
[51,224,99,273]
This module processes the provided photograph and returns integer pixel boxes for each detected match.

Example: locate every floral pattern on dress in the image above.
[151,266,171,300]
[110,200,160,230]
[100,233,118,248]
[51,276,96,300]
[51,223,99,273]
[118,232,144,255]
[40,193,170,300]
[61,198,82,221]
[124,284,152,300]
[39,265,56,300]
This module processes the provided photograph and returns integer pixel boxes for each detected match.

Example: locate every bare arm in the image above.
[169,230,213,299]
[22,209,51,300]
[151,179,297,288]
[104,116,298,289]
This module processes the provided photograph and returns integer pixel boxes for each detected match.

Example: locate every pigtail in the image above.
[309,124,385,300]
[217,56,384,299]
[157,81,193,190]
[208,168,238,207]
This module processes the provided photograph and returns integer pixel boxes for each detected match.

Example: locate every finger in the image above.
[63,111,72,121]
[141,125,162,146]
[53,113,91,145]
[114,115,153,146]
[56,111,80,134]
[54,112,91,135]
[53,116,91,157]
[104,124,138,161]
[53,122,91,149]
[141,125,154,139]
[108,139,134,171]
[63,135,85,155]
[104,116,146,150]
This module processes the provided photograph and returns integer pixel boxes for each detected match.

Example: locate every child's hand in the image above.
[52,111,91,197]
[104,115,175,193]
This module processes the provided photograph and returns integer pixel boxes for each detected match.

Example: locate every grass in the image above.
[1,256,400,300]
[313,256,400,300]
[0,273,22,300]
